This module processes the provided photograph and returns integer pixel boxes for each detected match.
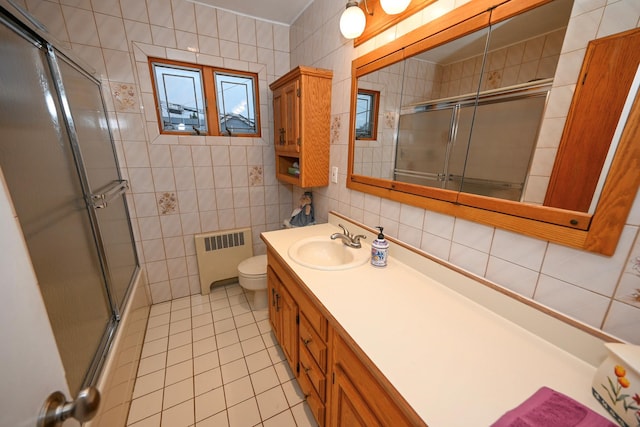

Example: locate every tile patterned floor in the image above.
[126,282,318,427]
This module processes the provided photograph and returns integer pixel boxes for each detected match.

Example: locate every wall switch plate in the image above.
[331,166,338,183]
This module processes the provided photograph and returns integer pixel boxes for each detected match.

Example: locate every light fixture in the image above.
[380,0,411,15]
[340,1,368,39]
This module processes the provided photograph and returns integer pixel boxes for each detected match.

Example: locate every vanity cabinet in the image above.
[267,265,298,373]
[269,66,332,188]
[266,249,424,427]
[330,334,423,426]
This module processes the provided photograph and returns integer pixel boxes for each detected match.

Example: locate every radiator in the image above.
[195,228,253,295]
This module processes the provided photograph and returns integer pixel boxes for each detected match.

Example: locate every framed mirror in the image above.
[347,0,640,256]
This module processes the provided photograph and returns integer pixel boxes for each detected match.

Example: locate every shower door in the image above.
[395,107,458,188]
[56,55,138,311]
[0,9,138,396]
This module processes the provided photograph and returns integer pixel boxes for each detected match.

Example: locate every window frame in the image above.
[355,89,380,140]
[149,57,261,137]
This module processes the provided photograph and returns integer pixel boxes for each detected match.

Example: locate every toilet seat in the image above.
[238,254,267,278]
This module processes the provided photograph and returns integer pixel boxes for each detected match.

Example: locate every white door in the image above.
[0,175,77,427]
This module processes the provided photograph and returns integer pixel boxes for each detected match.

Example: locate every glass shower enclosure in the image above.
[0,7,139,395]
[396,81,551,201]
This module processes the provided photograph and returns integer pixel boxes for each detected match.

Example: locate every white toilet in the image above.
[237,254,268,310]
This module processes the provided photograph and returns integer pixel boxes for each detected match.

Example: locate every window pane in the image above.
[152,63,207,133]
[356,91,375,139]
[214,71,258,135]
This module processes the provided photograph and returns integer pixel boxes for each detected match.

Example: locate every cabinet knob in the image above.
[303,338,311,346]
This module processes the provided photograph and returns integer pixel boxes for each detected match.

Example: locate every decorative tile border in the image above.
[158,192,177,215]
[249,165,263,186]
[111,82,138,112]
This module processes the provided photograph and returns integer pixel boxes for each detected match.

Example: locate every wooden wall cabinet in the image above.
[266,249,424,426]
[269,66,333,188]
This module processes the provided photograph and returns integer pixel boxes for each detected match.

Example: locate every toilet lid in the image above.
[238,254,267,276]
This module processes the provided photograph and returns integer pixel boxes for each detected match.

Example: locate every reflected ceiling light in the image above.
[380,0,411,15]
[340,1,369,39]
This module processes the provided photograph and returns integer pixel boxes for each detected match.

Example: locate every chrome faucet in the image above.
[330,224,366,248]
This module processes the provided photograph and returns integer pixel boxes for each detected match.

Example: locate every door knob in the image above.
[38,387,100,427]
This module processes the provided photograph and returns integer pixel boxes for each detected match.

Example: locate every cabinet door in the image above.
[267,266,280,340]
[273,89,285,151]
[330,334,423,427]
[279,283,298,374]
[331,364,383,427]
[282,79,300,153]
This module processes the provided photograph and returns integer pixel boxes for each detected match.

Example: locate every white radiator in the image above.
[195,228,253,295]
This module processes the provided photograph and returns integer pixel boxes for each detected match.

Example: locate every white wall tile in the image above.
[62,5,100,46]
[164,236,186,259]
[596,0,640,38]
[95,13,128,51]
[142,238,167,262]
[172,0,197,32]
[398,224,422,248]
[449,242,489,277]
[121,0,149,23]
[138,216,163,240]
[491,229,547,271]
[217,10,238,42]
[602,301,640,343]
[160,214,183,237]
[420,232,451,261]
[104,50,136,82]
[424,211,454,240]
[175,167,196,190]
[152,167,176,192]
[197,189,217,212]
[151,25,177,48]
[534,274,610,328]
[180,212,202,234]
[541,225,636,296]
[486,256,539,298]
[452,219,494,253]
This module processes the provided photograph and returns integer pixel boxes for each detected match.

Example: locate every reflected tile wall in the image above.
[290,0,640,344]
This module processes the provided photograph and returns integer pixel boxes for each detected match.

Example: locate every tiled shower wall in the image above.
[290,0,640,344]
[20,0,294,304]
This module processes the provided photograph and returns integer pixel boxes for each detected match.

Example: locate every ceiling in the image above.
[188,0,314,25]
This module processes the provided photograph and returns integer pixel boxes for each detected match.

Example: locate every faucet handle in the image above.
[338,223,350,237]
[352,234,366,244]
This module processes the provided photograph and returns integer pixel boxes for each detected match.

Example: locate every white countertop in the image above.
[261,220,613,426]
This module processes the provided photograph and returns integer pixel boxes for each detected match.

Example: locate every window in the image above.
[150,58,261,137]
[355,89,379,140]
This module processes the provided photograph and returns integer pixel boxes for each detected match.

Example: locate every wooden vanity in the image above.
[267,245,424,426]
[261,213,619,426]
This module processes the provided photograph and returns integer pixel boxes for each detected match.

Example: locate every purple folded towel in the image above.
[491,387,617,427]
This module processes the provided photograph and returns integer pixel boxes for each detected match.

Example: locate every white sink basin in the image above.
[288,237,370,270]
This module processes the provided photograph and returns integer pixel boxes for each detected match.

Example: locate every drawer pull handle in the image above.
[303,338,311,346]
[300,362,311,373]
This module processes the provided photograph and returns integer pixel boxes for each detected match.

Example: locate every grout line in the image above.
[129,282,317,427]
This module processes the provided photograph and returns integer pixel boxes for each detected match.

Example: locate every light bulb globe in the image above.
[380,0,411,15]
[340,4,366,39]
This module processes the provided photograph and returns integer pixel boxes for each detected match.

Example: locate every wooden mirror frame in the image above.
[347,0,640,256]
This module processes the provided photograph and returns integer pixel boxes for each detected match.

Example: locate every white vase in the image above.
[592,343,640,427]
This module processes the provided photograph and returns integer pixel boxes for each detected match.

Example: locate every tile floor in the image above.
[126,282,318,427]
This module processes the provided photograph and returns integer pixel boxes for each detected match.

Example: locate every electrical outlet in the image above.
[331,166,338,183]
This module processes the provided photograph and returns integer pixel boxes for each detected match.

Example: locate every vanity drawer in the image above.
[297,361,326,426]
[300,314,327,372]
[297,291,327,341]
[299,341,326,401]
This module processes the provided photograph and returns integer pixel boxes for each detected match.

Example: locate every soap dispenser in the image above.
[371,226,389,268]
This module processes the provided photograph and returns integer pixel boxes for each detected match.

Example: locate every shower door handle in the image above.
[90,179,129,209]
[38,387,100,427]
